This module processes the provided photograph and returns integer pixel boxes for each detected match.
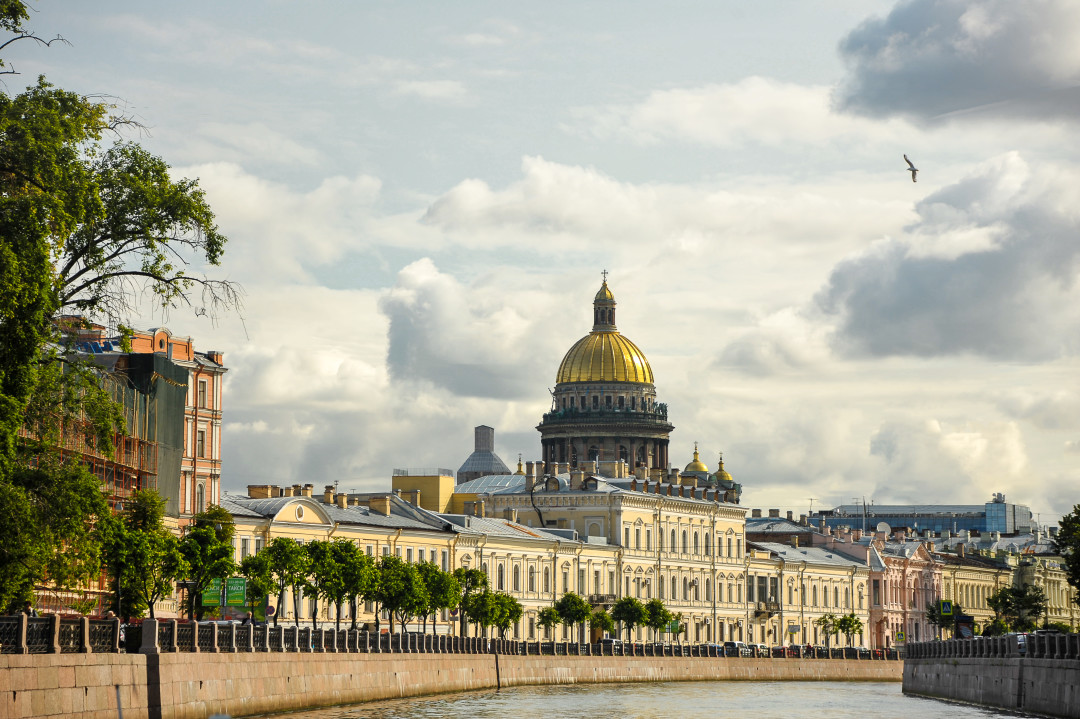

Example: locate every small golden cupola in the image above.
[715,452,734,483]
[684,442,709,473]
[514,454,525,475]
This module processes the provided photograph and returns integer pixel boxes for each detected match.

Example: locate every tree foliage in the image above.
[643,598,673,642]
[376,555,427,633]
[418,561,460,633]
[178,506,236,620]
[836,613,864,645]
[0,2,239,615]
[611,596,646,641]
[1055,505,1080,608]
[537,606,560,637]
[814,613,840,647]
[263,537,308,627]
[239,551,274,617]
[452,566,487,636]
[338,544,376,630]
[101,489,186,620]
[553,592,591,641]
[987,583,1047,633]
[925,600,965,638]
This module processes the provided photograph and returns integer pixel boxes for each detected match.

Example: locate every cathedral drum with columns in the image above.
[538,277,674,474]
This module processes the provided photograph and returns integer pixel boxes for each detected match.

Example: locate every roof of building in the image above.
[223,494,440,531]
[457,450,511,478]
[750,542,867,569]
[745,517,810,534]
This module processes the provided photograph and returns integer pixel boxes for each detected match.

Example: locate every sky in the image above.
[14,0,1080,524]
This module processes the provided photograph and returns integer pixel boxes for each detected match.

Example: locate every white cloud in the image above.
[836,0,1080,122]
[571,77,911,148]
[393,80,468,101]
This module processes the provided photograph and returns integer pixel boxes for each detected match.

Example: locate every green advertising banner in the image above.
[202,578,221,607]
[225,577,247,607]
[666,620,681,634]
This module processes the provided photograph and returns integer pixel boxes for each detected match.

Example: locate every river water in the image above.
[248,681,1031,719]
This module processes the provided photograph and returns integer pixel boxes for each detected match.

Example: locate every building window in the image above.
[592,395,599,409]
[671,530,677,553]
[682,531,688,554]
[727,537,733,557]
[441,550,448,571]
[635,528,641,549]
[241,538,250,558]
[406,547,413,563]
[529,567,536,592]
[544,568,551,594]
[196,483,205,513]
[513,566,521,592]
[704,533,710,555]
[646,529,652,550]
[198,380,208,408]
[624,526,630,546]
[872,580,881,606]
[693,532,699,555]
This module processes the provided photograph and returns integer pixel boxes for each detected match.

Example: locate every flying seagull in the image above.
[904,154,918,183]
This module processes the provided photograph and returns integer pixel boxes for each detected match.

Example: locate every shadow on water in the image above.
[244,681,1038,719]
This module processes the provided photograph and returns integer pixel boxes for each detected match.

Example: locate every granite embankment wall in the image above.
[1,652,902,719]
[903,635,1080,719]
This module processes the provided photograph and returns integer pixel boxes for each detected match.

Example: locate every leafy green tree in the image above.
[452,566,487,636]
[611,596,646,642]
[836,613,864,646]
[554,592,591,643]
[494,593,523,639]
[304,540,342,629]
[337,542,376,631]
[178,506,236,620]
[589,608,615,639]
[814,613,840,647]
[264,537,308,627]
[988,583,1047,632]
[643,599,673,642]
[537,606,560,639]
[376,555,427,633]
[981,617,1010,637]
[1055,505,1080,608]
[101,490,186,620]
[0,2,238,615]
[239,551,274,618]
[418,562,460,633]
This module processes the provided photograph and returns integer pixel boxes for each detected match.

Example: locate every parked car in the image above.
[723,641,751,657]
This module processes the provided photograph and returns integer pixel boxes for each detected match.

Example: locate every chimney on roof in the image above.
[207,350,224,365]
[751,509,762,518]
[570,470,585,491]
[525,461,536,492]
[302,484,314,498]
[247,485,275,499]
[335,494,347,510]
[786,511,794,521]
[799,514,808,526]
[958,543,966,558]
[323,485,335,504]
[283,487,294,497]
[630,478,637,492]
[369,496,391,516]
[768,509,780,518]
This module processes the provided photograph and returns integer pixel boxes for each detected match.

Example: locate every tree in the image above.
[178,506,235,620]
[239,551,274,618]
[814,613,840,648]
[0,2,239,614]
[304,540,342,629]
[987,583,1048,632]
[611,596,646,642]
[836,613,864,646]
[452,567,487,636]
[263,537,308,628]
[553,592,591,643]
[537,606,560,639]
[339,545,376,630]
[493,593,523,639]
[101,489,186,620]
[589,608,615,639]
[376,555,427,633]
[1055,505,1080,608]
[418,562,460,634]
[643,599,673,642]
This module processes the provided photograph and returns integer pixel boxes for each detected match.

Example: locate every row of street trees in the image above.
[812,612,865,647]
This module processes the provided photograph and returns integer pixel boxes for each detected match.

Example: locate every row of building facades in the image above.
[49,280,1077,644]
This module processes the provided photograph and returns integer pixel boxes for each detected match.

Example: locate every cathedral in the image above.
[536,275,738,498]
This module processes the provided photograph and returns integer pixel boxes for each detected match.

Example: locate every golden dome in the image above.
[595,281,614,302]
[715,453,733,483]
[684,443,709,473]
[556,331,654,384]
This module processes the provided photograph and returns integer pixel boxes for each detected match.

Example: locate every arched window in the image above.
[704,533,710,555]
[705,581,712,601]
[671,576,677,599]
[682,531,688,554]
[513,566,520,592]
[670,530,677,553]
[693,532,700,555]
[727,537,733,557]
[543,568,551,594]
[812,586,818,606]
[682,577,689,600]
[196,483,205,513]
[497,565,505,590]
[835,587,840,607]
[529,567,536,592]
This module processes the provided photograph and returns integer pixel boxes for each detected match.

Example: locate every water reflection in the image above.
[248,681,1031,719]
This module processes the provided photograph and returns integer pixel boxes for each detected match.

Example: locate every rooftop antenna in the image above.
[808,497,818,515]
